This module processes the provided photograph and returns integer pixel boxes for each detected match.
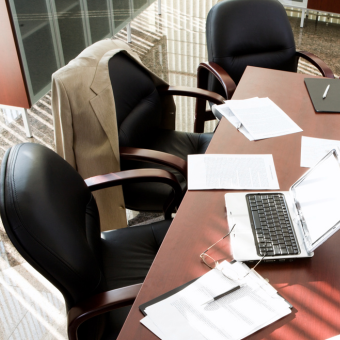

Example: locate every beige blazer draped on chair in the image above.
[52,39,176,231]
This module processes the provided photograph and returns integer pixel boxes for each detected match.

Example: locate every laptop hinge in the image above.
[294,200,313,255]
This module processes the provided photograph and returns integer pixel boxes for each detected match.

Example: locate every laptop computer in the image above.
[225,148,340,262]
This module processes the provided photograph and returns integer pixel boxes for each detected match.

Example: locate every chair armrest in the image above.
[158,85,224,133]
[296,51,334,78]
[192,62,236,132]
[197,62,237,100]
[157,85,225,105]
[67,283,142,340]
[85,169,183,217]
[120,147,187,179]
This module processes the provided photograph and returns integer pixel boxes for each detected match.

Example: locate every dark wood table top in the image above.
[117,67,340,340]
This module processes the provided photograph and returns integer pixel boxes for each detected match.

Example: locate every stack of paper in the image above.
[141,261,291,340]
[212,98,302,141]
[188,154,280,190]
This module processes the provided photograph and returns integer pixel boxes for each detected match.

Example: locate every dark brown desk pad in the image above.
[304,78,340,113]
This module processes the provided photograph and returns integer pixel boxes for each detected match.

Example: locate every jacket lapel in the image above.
[89,47,124,164]
[90,88,120,164]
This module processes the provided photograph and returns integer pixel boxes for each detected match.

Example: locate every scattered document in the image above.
[188,154,279,190]
[213,98,302,141]
[212,98,257,141]
[326,335,340,340]
[141,261,291,340]
[141,316,168,340]
[301,136,340,167]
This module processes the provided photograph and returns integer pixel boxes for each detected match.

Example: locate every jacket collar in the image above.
[90,46,168,95]
[90,48,142,95]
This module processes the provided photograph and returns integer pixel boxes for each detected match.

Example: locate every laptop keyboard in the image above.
[246,194,300,257]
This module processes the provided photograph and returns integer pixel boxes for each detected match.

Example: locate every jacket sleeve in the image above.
[51,74,77,169]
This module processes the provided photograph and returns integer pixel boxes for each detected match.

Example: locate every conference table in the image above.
[117,67,340,340]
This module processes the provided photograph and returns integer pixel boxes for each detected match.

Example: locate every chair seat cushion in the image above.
[101,219,171,290]
[101,306,132,340]
[98,220,171,340]
[121,129,213,212]
[148,129,213,158]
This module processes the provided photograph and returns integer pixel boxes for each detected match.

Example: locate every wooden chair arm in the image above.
[119,147,187,179]
[191,62,235,132]
[84,169,183,217]
[157,85,224,133]
[296,51,334,79]
[67,284,142,340]
[197,62,237,100]
[157,85,225,104]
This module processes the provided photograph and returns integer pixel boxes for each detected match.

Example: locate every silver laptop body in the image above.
[225,148,340,262]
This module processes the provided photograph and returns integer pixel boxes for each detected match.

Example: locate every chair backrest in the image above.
[0,143,106,312]
[108,52,162,148]
[206,0,297,96]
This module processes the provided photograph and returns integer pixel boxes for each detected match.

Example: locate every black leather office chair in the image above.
[196,0,334,129]
[0,143,183,340]
[109,52,224,216]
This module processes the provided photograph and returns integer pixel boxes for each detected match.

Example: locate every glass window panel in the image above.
[112,0,131,29]
[10,0,59,97]
[133,0,148,12]
[87,0,111,42]
[54,0,87,64]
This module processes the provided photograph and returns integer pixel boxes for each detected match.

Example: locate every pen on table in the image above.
[201,285,241,306]
[237,123,242,130]
[323,84,330,99]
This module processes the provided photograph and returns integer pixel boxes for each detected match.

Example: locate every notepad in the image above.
[140,261,292,340]
[305,78,340,113]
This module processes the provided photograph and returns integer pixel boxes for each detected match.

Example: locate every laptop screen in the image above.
[292,150,340,245]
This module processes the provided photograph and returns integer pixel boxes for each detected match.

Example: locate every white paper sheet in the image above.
[141,316,169,340]
[227,98,302,140]
[212,99,258,141]
[143,261,291,340]
[326,335,340,340]
[293,151,340,244]
[300,136,340,168]
[188,154,279,190]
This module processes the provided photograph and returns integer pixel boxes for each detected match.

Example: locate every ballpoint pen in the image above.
[237,123,242,130]
[323,84,330,99]
[201,285,241,305]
